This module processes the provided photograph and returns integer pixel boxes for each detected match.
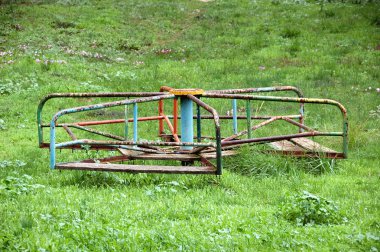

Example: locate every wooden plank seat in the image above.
[56,162,216,174]
[117,149,236,161]
[267,138,343,158]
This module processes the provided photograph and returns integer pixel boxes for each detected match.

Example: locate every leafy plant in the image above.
[0,174,44,196]
[0,79,21,95]
[369,105,380,119]
[280,191,346,226]
[145,180,188,196]
[0,160,26,168]
[0,119,6,130]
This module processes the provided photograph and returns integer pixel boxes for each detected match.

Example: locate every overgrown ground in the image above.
[0,0,379,251]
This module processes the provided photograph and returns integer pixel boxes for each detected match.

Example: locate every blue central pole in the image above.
[181,97,193,150]
[133,103,138,143]
[232,99,238,134]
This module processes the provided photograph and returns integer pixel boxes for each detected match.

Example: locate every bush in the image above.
[280,191,345,226]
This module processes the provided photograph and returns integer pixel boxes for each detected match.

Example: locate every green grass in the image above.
[1,0,380,250]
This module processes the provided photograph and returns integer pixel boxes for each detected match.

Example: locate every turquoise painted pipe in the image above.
[181,97,193,150]
[232,99,238,134]
[133,103,138,143]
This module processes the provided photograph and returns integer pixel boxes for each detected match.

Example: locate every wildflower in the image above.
[115,57,125,62]
[259,66,266,70]
[0,51,12,57]
[35,59,41,63]
[157,48,173,55]
[134,61,144,65]
[62,47,75,55]
[18,44,28,51]
[79,51,91,57]
[56,60,67,64]
[93,53,104,59]
[90,41,98,48]
[376,88,380,93]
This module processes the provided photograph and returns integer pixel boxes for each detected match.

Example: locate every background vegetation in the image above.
[0,0,379,250]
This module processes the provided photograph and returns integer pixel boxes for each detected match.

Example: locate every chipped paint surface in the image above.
[38,86,348,175]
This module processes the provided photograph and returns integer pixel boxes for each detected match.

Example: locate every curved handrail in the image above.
[187,94,222,175]
[205,85,304,98]
[202,94,346,117]
[205,86,305,131]
[37,92,164,146]
[49,94,175,168]
[202,93,348,158]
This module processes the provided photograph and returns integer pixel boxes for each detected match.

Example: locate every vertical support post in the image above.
[37,108,43,146]
[133,103,138,143]
[232,99,238,134]
[124,102,129,140]
[343,119,348,158]
[158,100,164,136]
[246,100,252,139]
[181,96,193,150]
[49,121,56,169]
[173,98,178,135]
[197,103,201,142]
[299,103,304,133]
[216,128,222,175]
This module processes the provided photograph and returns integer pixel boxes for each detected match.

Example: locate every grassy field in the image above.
[1,0,379,250]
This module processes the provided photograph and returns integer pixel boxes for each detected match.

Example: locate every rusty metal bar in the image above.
[281,117,315,132]
[223,117,280,142]
[186,94,222,175]
[158,100,164,135]
[71,125,125,141]
[55,139,215,148]
[160,112,180,143]
[246,100,252,139]
[62,125,77,140]
[202,94,347,116]
[51,94,175,124]
[205,86,303,97]
[221,131,343,147]
[41,114,303,127]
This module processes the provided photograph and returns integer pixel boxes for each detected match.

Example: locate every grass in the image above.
[1,0,380,250]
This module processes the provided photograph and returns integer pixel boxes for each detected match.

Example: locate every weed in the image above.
[0,174,44,196]
[52,20,76,29]
[369,105,380,119]
[0,79,21,95]
[281,28,301,39]
[280,191,346,226]
[0,160,26,169]
[225,145,336,177]
[145,180,188,197]
[0,119,6,130]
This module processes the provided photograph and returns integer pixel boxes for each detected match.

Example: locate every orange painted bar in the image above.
[173,98,178,134]
[159,100,164,135]
[160,112,180,142]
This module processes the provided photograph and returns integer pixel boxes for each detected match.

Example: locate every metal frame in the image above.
[37,86,348,175]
